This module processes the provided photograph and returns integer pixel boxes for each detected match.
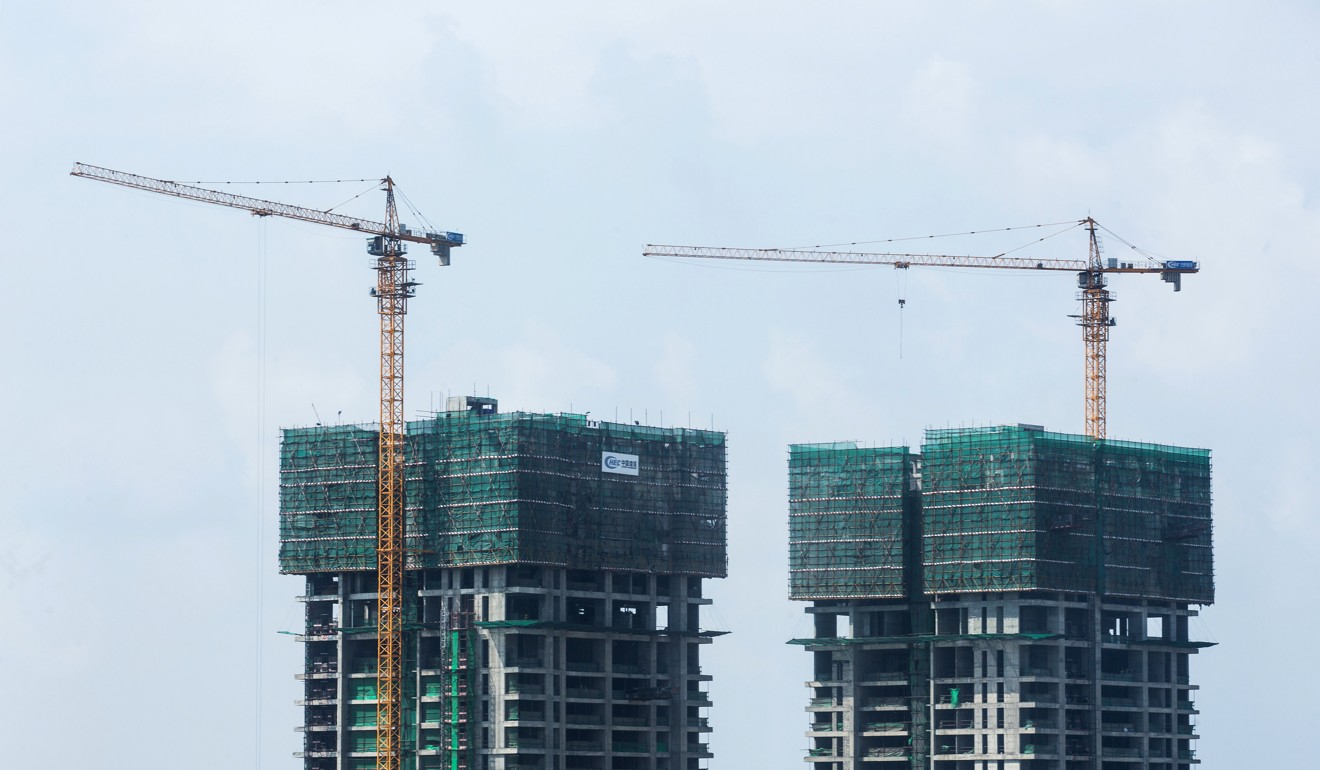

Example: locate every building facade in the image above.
[282,398,726,770]
[789,426,1213,770]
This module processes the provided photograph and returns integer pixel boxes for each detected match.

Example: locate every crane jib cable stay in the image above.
[644,217,1199,440]
[71,162,465,770]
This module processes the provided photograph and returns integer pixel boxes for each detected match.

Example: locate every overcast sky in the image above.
[2,2,1316,767]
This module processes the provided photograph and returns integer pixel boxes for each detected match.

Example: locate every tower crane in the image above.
[71,162,464,770]
[645,218,1197,440]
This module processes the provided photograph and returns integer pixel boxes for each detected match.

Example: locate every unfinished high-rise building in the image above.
[280,397,726,770]
[788,425,1213,770]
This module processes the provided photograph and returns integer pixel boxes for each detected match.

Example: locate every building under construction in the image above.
[789,425,1213,770]
[280,397,726,770]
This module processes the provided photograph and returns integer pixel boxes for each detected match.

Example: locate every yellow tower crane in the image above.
[71,162,464,770]
[645,218,1197,439]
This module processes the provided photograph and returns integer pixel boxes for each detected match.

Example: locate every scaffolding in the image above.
[784,426,1213,603]
[280,424,380,573]
[788,443,918,600]
[921,425,1213,601]
[279,411,727,577]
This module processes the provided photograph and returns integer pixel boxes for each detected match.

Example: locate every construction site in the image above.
[788,425,1213,770]
[66,164,1216,770]
[280,396,727,770]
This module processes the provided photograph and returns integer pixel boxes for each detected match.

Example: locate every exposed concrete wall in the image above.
[798,593,1204,770]
[297,566,717,770]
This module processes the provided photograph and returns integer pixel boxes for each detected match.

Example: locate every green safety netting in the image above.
[280,411,727,577]
[787,426,1212,602]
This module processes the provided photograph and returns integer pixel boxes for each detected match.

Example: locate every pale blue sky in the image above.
[2,2,1316,768]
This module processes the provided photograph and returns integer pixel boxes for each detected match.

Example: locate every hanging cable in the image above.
[253,218,269,770]
[897,269,908,359]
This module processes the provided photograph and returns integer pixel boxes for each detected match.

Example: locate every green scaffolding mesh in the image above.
[279,424,379,572]
[279,411,727,576]
[921,425,1213,602]
[784,426,1213,603]
[788,443,918,600]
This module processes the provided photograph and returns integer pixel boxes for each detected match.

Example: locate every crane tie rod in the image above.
[170,178,379,185]
[791,219,1086,250]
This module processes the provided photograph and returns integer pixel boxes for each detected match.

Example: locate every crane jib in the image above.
[70,162,464,248]
[642,244,1088,271]
[645,220,1195,442]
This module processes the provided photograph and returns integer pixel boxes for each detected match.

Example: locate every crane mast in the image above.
[374,176,408,770]
[72,163,463,770]
[1080,219,1111,440]
[645,217,1197,440]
